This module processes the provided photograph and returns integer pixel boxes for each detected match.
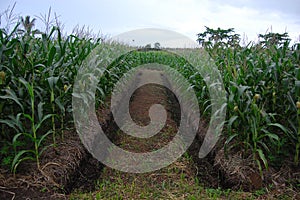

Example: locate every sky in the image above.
[0,0,299,47]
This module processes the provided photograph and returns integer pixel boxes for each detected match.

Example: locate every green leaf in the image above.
[11,149,34,173]
[47,76,59,90]
[12,156,35,175]
[257,140,270,152]
[295,80,300,96]
[14,113,24,132]
[257,149,268,169]
[12,133,24,149]
[225,134,238,146]
[295,68,300,80]
[23,113,33,122]
[0,114,24,133]
[259,130,279,141]
[55,98,65,113]
[224,133,238,157]
[37,130,52,148]
[19,78,34,99]
[255,158,263,177]
[38,102,44,122]
[227,116,238,128]
[0,89,24,111]
[40,144,53,156]
[267,123,288,133]
[237,85,250,97]
[96,86,105,98]
[35,114,53,132]
[0,119,16,131]
[47,46,57,66]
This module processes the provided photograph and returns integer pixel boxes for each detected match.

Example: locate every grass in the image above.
[69,157,256,200]
[70,173,296,200]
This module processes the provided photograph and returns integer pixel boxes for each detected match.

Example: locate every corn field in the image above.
[0,17,299,180]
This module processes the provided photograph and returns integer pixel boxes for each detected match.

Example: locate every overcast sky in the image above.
[0,0,299,47]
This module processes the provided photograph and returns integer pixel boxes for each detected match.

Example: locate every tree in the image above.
[144,44,151,48]
[196,26,240,49]
[258,32,290,48]
[154,42,161,49]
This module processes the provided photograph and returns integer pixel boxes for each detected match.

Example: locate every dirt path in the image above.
[90,69,200,199]
[116,69,179,152]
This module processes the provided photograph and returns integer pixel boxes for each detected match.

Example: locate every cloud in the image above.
[137,0,300,43]
[212,0,300,17]
[1,0,299,43]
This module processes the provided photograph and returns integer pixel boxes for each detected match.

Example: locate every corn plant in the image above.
[10,77,53,173]
[0,12,101,172]
[197,27,300,173]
